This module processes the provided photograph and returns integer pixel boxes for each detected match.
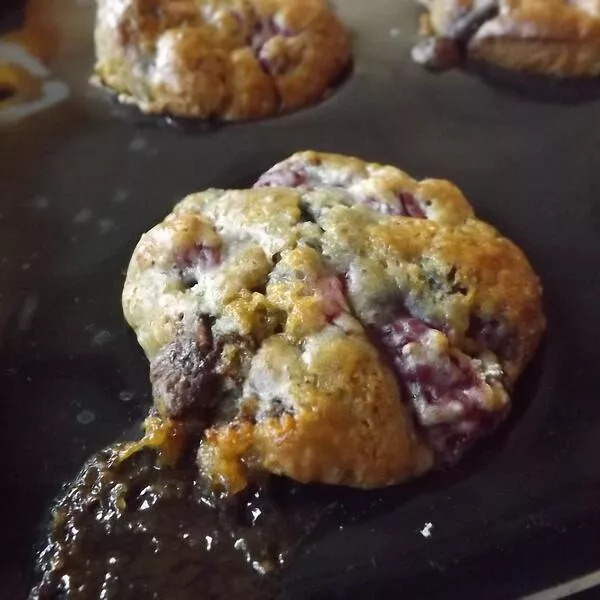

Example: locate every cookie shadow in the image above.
[466,61,600,105]
[93,60,355,134]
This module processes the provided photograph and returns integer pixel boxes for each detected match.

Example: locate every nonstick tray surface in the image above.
[2,1,600,598]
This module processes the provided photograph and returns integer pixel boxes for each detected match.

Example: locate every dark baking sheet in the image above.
[2,1,600,598]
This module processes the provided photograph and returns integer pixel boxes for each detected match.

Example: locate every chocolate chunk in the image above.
[411,37,462,71]
[150,326,221,419]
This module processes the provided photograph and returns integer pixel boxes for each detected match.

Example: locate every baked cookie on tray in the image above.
[93,0,351,119]
[413,0,600,77]
[122,151,545,493]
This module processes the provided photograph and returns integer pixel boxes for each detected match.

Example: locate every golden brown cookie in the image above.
[122,152,545,493]
[413,0,600,77]
[94,0,351,119]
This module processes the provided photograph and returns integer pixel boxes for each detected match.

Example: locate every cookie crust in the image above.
[414,0,600,77]
[93,0,351,119]
[123,152,545,492]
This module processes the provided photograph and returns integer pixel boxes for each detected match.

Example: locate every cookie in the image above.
[122,151,545,493]
[413,0,600,77]
[93,0,351,120]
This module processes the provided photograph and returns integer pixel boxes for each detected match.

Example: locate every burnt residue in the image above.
[29,447,328,600]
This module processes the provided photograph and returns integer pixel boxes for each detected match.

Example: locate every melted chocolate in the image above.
[29,447,327,599]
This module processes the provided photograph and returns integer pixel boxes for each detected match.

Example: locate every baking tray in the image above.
[2,1,600,598]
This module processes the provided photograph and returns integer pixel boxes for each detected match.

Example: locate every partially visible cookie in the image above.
[94,0,351,119]
[413,0,600,77]
[122,152,545,493]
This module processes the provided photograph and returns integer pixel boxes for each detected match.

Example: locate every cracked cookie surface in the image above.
[123,151,545,493]
[94,0,351,119]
